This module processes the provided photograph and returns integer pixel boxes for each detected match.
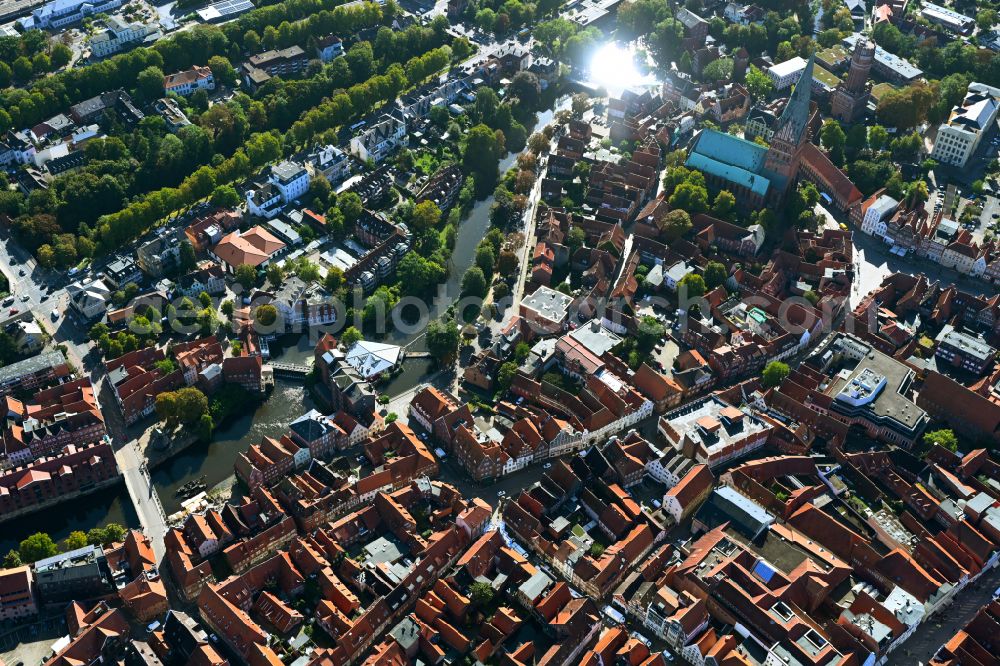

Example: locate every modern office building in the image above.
[931,82,1000,169]
[34,545,111,603]
[935,325,997,376]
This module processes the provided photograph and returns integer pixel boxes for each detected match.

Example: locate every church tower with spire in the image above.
[762,54,814,203]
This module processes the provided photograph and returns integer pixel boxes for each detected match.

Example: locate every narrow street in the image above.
[490,121,555,339]
[887,567,1000,665]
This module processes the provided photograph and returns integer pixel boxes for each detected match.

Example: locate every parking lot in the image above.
[0,615,66,666]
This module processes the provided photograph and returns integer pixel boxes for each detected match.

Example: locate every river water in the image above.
[0,93,576,552]
[0,485,139,556]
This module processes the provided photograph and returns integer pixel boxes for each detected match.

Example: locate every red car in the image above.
[8,308,18,315]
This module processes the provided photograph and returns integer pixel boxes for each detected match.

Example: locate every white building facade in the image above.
[930,82,1000,168]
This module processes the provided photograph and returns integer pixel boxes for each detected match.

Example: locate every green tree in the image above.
[669,182,709,214]
[137,65,166,101]
[509,71,541,108]
[820,119,846,165]
[50,43,72,69]
[325,267,345,293]
[702,57,733,82]
[156,387,208,425]
[426,317,460,364]
[265,263,284,286]
[745,65,774,100]
[179,240,196,272]
[476,243,495,277]
[497,361,518,391]
[636,315,665,351]
[210,184,241,208]
[37,244,55,268]
[657,209,692,241]
[207,55,237,86]
[3,550,21,569]
[461,266,488,298]
[845,123,868,154]
[679,50,693,73]
[923,428,958,452]
[89,322,110,342]
[338,191,363,224]
[19,533,57,563]
[704,261,728,290]
[817,28,841,48]
[977,9,998,32]
[307,175,332,209]
[497,249,518,277]
[295,259,320,282]
[528,132,549,154]
[711,190,736,220]
[11,55,31,82]
[341,326,363,348]
[411,199,442,231]
[876,83,936,130]
[463,123,503,193]
[86,523,127,546]
[868,125,889,151]
[104,523,128,543]
[154,359,176,374]
[475,8,497,33]
[469,581,495,607]
[397,253,445,296]
[62,531,88,552]
[325,206,346,238]
[515,342,531,362]
[904,180,929,208]
[221,299,234,317]
[234,264,257,291]
[678,273,706,298]
[254,304,278,326]
[198,412,214,441]
[762,361,790,388]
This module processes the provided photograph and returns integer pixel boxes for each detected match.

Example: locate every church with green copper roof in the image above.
[685,54,816,210]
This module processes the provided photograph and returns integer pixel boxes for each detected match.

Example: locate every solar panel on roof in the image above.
[197,0,253,18]
[753,559,777,584]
